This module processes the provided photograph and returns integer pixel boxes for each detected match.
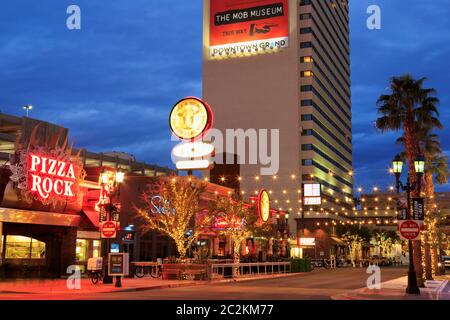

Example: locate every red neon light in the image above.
[27,153,81,201]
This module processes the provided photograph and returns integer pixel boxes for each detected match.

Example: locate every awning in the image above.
[0,207,80,227]
[81,208,100,228]
[330,237,347,246]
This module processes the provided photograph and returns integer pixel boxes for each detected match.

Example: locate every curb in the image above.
[105,272,307,294]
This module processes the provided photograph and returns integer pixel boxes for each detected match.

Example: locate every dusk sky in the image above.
[1,0,449,191]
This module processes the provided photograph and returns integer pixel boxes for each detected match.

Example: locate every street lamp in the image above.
[23,105,33,117]
[100,168,125,286]
[392,155,424,295]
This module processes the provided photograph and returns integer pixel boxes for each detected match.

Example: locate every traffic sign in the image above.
[101,221,117,239]
[412,198,425,220]
[399,220,421,241]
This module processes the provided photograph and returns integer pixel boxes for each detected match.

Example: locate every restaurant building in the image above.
[0,113,172,278]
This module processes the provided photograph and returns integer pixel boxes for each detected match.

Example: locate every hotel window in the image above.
[302,144,313,151]
[300,42,312,48]
[302,129,313,136]
[301,99,313,106]
[301,71,314,77]
[300,13,312,20]
[303,159,313,166]
[301,85,313,92]
[302,114,313,121]
[5,235,46,260]
[300,27,312,34]
[300,0,312,5]
[301,56,314,63]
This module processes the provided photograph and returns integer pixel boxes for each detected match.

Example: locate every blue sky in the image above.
[0,0,449,191]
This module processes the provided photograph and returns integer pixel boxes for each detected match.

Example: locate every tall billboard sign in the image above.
[210,0,289,58]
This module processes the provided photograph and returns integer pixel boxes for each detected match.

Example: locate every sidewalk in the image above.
[333,275,450,300]
[0,272,302,297]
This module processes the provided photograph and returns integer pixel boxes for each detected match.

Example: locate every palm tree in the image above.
[376,74,442,286]
[424,154,449,276]
[397,129,447,279]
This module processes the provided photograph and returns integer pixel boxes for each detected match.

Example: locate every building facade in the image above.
[203,0,353,236]
[0,113,173,278]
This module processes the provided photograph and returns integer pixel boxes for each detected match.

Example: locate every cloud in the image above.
[0,0,449,190]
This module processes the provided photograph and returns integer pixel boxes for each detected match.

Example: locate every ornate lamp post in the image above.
[392,155,424,295]
[100,168,125,285]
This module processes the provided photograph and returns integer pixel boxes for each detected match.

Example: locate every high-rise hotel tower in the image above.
[203,0,353,234]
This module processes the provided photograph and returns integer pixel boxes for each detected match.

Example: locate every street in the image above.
[0,267,408,300]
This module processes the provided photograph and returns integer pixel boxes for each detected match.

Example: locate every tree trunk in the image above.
[431,247,440,276]
[424,171,436,278]
[404,116,425,287]
[422,232,433,280]
[176,242,188,261]
[233,239,241,278]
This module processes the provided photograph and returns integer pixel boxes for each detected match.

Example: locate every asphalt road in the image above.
[1,266,407,300]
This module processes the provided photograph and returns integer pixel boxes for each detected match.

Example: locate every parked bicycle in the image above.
[133,262,163,279]
[89,269,103,284]
[310,258,331,270]
[87,257,104,285]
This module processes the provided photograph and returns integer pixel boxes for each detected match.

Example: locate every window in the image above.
[303,159,313,166]
[300,0,312,5]
[302,114,313,121]
[300,13,312,20]
[76,239,88,262]
[301,56,314,63]
[302,144,313,151]
[302,129,313,136]
[301,99,313,106]
[301,70,314,77]
[92,240,101,258]
[301,85,313,92]
[300,27,312,34]
[300,42,312,48]
[5,235,46,260]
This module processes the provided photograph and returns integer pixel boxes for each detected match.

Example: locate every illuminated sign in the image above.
[170,97,213,141]
[176,159,213,171]
[172,142,215,159]
[209,0,289,58]
[258,189,270,222]
[303,183,321,206]
[298,238,316,247]
[27,153,81,202]
[213,215,244,231]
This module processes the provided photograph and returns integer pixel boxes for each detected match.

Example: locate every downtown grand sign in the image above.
[209,0,289,58]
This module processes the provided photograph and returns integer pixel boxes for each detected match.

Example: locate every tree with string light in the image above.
[135,177,213,260]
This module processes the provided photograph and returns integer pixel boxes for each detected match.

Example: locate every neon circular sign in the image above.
[258,190,271,223]
[169,97,213,141]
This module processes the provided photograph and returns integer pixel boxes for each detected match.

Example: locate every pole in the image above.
[103,237,113,284]
[405,175,420,295]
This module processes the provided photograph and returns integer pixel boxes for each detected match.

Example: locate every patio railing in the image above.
[208,262,291,280]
